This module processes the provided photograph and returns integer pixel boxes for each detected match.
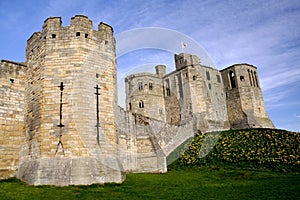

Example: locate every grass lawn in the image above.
[0,166,299,200]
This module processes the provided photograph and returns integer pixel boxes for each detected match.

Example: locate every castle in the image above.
[0,15,274,186]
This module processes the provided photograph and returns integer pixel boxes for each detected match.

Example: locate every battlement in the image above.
[155,65,166,77]
[175,53,201,71]
[26,15,115,62]
[43,16,62,29]
[220,63,257,72]
[1,59,26,68]
[98,22,114,33]
[71,15,93,29]
[0,15,274,186]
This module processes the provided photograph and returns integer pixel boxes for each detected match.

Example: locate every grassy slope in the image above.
[174,128,300,172]
[0,128,299,199]
[0,168,299,200]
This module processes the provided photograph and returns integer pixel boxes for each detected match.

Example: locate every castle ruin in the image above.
[0,15,274,186]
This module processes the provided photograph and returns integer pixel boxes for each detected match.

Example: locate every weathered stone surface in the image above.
[17,156,125,186]
[221,64,274,129]
[0,15,274,185]
[0,60,26,179]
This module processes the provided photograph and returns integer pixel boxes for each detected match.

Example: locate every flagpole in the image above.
[181,42,187,53]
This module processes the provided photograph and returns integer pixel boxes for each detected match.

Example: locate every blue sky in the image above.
[0,0,299,132]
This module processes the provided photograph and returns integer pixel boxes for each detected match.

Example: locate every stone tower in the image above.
[221,64,274,128]
[125,65,167,122]
[166,53,229,131]
[125,53,230,132]
[0,15,275,185]
[17,15,124,186]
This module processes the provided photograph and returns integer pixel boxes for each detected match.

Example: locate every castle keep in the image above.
[0,15,274,186]
[125,54,274,130]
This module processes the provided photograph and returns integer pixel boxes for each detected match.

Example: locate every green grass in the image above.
[0,166,299,200]
[1,128,299,199]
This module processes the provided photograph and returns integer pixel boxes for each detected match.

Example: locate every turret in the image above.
[19,15,124,186]
[175,53,200,70]
[155,65,166,77]
[221,64,274,129]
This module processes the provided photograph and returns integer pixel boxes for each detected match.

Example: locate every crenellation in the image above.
[0,15,274,186]
[126,53,272,132]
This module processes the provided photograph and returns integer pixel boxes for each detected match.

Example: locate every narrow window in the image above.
[165,79,171,96]
[9,79,14,84]
[193,75,196,80]
[149,82,153,90]
[251,70,256,87]
[216,75,221,83]
[166,88,171,96]
[51,34,56,38]
[206,71,210,80]
[105,40,109,45]
[185,73,188,79]
[76,32,80,37]
[240,76,245,81]
[96,73,99,78]
[129,103,132,110]
[229,71,236,88]
[177,74,183,98]
[254,71,259,87]
[139,100,144,108]
[248,69,253,86]
[85,33,88,38]
[208,83,211,90]
[138,81,143,91]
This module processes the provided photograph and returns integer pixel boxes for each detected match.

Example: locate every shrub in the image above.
[177,129,300,172]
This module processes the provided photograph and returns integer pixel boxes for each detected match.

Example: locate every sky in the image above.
[0,0,299,132]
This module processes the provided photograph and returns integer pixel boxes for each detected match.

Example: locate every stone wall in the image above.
[221,64,274,128]
[115,107,167,173]
[17,15,124,186]
[0,60,26,179]
[0,15,275,186]
[125,67,166,122]
[115,105,197,173]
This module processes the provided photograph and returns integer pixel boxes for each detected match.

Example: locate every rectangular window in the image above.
[76,32,80,37]
[177,74,183,98]
[139,100,144,108]
[165,79,170,96]
[138,81,143,90]
[229,71,236,88]
[216,75,221,83]
[185,73,188,79]
[206,71,210,80]
[149,82,153,90]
